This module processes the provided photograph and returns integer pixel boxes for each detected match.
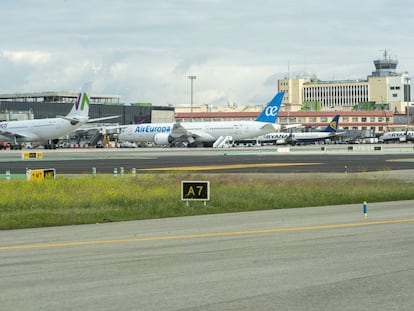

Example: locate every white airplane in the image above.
[249,115,341,145]
[0,83,113,149]
[379,129,414,143]
[118,91,286,147]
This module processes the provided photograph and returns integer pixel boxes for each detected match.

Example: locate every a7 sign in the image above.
[181,181,210,201]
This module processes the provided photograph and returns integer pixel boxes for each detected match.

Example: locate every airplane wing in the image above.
[0,129,38,140]
[57,115,120,124]
[170,123,188,138]
[283,124,302,130]
[260,123,279,131]
[57,115,88,125]
[0,129,28,139]
[88,115,121,123]
[170,123,215,140]
[187,130,215,140]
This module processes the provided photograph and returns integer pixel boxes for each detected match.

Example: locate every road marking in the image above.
[1,217,414,251]
[140,162,321,171]
[387,159,414,163]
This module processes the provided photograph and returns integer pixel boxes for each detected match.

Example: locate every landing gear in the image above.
[44,144,57,149]
[10,144,22,150]
[44,139,58,149]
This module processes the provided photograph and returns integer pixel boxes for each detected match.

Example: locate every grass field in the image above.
[1,172,413,230]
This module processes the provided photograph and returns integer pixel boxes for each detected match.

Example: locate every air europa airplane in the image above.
[118,91,287,147]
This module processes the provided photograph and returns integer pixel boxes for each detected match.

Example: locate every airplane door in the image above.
[233,123,248,138]
[233,124,242,135]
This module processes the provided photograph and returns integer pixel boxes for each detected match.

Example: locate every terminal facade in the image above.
[278,50,411,114]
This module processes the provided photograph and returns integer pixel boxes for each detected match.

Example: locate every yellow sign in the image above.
[22,152,43,159]
[181,181,210,201]
[27,168,55,181]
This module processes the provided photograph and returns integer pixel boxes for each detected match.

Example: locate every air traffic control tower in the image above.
[371,50,399,77]
[368,50,411,110]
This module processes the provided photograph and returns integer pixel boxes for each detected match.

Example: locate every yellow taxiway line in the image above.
[140,162,321,171]
[1,217,414,251]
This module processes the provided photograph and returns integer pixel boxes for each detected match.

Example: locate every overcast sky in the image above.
[1,0,413,107]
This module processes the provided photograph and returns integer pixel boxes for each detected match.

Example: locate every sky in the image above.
[1,0,413,107]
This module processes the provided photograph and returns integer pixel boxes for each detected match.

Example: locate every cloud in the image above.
[0,0,413,105]
[1,50,51,66]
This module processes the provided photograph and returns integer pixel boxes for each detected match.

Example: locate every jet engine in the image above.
[154,133,173,146]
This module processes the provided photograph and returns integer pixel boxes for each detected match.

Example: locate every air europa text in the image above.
[135,125,172,133]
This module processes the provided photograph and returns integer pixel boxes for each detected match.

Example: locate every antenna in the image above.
[380,49,391,60]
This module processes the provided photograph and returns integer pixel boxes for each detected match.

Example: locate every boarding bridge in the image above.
[213,136,233,148]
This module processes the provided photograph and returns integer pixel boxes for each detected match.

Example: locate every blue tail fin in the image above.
[255,91,284,123]
[322,115,340,133]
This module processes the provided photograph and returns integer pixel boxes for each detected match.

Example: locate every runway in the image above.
[1,200,414,310]
[0,144,413,175]
[1,145,414,310]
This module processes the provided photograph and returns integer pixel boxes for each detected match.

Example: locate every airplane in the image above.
[248,115,341,146]
[118,91,286,147]
[0,83,116,149]
[379,129,414,143]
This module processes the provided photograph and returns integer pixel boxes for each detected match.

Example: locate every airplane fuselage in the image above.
[118,121,281,145]
[179,121,281,142]
[256,131,335,144]
[0,117,89,143]
[380,131,414,142]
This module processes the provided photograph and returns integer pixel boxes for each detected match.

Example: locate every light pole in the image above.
[188,75,196,113]
[405,76,410,128]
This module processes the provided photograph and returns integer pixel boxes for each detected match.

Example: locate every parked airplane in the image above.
[248,115,341,145]
[0,83,114,149]
[379,129,414,143]
[118,91,286,147]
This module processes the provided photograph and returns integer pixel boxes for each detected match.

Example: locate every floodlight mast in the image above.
[188,75,196,114]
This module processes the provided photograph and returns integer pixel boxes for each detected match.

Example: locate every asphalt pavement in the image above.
[1,200,414,311]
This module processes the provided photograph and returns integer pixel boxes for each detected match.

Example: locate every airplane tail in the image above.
[322,115,340,133]
[66,82,92,118]
[255,92,284,123]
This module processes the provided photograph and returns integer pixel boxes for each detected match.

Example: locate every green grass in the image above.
[1,172,413,230]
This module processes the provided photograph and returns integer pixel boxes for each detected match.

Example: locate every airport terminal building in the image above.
[278,51,411,114]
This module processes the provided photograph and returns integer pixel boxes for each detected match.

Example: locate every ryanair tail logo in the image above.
[324,115,340,133]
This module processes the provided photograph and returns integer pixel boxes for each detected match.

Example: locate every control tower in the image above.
[371,50,399,77]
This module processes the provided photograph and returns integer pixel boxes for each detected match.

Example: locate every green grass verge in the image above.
[1,172,413,230]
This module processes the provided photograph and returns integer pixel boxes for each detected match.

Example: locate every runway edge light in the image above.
[363,201,368,218]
